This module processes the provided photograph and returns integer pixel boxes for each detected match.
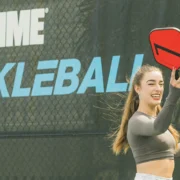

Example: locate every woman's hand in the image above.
[170,67,180,88]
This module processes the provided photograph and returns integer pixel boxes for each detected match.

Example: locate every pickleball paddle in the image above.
[149,27,180,80]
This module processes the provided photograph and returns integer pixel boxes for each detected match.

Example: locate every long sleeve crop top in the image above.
[127,84,180,164]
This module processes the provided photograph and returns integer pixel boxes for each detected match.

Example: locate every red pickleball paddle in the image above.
[149,27,180,79]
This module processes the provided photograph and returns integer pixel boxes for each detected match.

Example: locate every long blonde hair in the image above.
[112,64,180,155]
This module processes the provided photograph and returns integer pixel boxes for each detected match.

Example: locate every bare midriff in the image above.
[136,158,174,178]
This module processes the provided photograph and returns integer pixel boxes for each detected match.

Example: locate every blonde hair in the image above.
[112,64,180,155]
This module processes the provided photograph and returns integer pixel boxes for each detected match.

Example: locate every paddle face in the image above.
[149,27,180,79]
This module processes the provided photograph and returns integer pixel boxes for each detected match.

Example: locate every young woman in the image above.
[112,64,180,180]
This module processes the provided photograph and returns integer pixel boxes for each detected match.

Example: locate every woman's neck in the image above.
[137,106,157,117]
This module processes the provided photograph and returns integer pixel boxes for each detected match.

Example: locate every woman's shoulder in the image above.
[129,111,153,121]
[128,111,153,127]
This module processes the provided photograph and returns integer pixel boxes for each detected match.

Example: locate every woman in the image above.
[112,64,180,180]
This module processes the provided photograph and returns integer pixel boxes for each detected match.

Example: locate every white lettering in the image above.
[6,10,30,47]
[30,9,45,45]
[0,8,46,48]
[0,12,6,47]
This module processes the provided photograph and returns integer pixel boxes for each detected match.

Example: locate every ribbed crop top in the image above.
[127,84,180,164]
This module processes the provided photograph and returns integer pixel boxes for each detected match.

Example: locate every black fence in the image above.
[0,0,180,179]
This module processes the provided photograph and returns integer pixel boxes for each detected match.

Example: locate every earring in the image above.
[138,93,140,98]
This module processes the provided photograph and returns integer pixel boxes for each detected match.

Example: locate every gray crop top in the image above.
[127,84,180,164]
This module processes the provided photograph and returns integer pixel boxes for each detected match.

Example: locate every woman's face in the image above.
[135,71,164,107]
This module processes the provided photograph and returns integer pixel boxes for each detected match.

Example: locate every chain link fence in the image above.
[0,0,180,179]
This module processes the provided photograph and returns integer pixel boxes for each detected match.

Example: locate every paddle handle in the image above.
[175,69,180,80]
